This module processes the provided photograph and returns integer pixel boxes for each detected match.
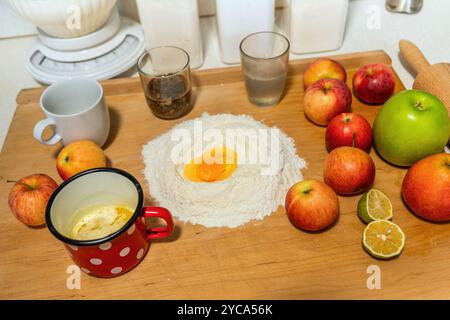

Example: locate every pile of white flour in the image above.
[142,113,306,228]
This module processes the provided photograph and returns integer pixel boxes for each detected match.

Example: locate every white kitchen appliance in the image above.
[283,0,349,54]
[26,7,145,84]
[215,0,275,64]
[136,0,204,69]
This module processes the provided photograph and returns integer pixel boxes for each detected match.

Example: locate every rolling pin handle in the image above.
[399,39,431,75]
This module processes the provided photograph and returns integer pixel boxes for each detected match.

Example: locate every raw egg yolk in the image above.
[183,146,237,182]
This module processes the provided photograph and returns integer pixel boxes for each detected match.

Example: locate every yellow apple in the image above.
[56,140,106,180]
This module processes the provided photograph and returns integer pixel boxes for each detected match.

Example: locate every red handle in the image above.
[142,206,174,240]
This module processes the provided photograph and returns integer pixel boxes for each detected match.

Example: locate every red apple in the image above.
[285,179,339,231]
[8,174,58,226]
[352,63,395,104]
[303,58,347,89]
[325,113,373,152]
[323,146,376,195]
[303,78,352,126]
[401,153,450,222]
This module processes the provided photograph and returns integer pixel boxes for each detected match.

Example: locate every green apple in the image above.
[373,90,449,167]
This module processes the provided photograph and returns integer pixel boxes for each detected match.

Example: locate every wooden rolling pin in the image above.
[399,39,450,116]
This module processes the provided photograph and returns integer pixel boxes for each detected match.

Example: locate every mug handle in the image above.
[33,118,62,145]
[142,207,174,240]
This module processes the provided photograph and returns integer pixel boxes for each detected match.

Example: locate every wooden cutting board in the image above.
[2,50,450,299]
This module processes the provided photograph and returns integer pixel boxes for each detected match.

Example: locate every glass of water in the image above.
[240,31,290,107]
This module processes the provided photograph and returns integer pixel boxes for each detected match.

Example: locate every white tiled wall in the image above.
[0,0,36,38]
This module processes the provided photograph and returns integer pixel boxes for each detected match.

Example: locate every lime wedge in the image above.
[363,220,405,259]
[357,189,393,224]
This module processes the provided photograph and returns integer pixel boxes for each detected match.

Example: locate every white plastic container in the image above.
[283,0,349,54]
[136,0,203,69]
[216,0,275,64]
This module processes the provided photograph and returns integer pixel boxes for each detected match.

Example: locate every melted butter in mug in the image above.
[69,205,134,241]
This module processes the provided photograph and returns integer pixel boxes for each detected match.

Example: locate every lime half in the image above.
[357,189,393,224]
[363,220,405,259]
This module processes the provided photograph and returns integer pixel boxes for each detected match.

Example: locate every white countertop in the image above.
[1,0,449,152]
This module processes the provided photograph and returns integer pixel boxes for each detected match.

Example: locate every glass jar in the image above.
[137,46,193,120]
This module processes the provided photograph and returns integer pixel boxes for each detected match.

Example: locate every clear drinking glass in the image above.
[137,46,193,120]
[240,31,290,106]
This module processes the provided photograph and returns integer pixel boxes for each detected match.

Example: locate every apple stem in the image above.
[415,101,425,110]
[321,83,332,94]
[6,180,34,190]
[352,133,356,148]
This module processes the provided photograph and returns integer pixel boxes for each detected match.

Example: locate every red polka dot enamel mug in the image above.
[45,168,174,278]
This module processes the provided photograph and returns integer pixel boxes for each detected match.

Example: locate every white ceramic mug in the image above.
[33,78,110,147]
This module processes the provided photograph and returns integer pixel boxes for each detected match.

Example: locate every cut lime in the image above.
[357,189,393,224]
[363,220,405,259]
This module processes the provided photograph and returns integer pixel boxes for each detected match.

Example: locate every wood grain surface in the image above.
[2,50,450,300]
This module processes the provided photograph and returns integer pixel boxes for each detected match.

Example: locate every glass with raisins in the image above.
[137,46,192,119]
